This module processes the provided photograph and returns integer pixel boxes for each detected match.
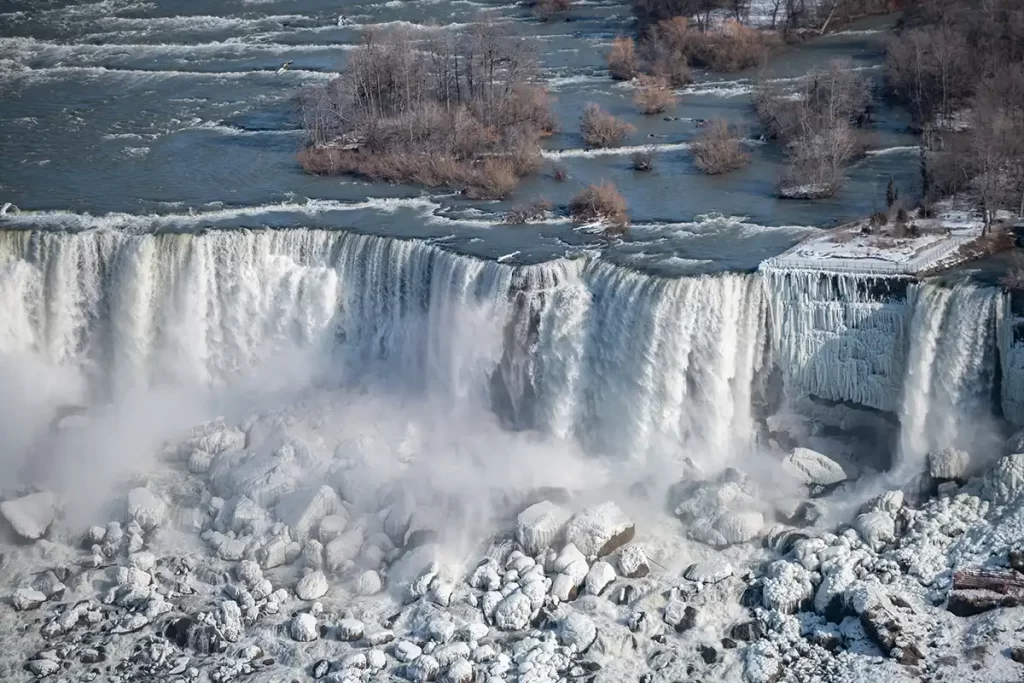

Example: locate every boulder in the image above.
[783,448,847,487]
[12,588,46,611]
[559,612,597,652]
[985,454,1024,505]
[275,485,342,543]
[564,502,635,557]
[1,491,56,540]
[928,448,969,481]
[515,501,572,555]
[713,510,764,545]
[318,513,349,544]
[617,544,649,578]
[296,570,329,601]
[855,511,895,550]
[356,570,383,596]
[494,591,532,631]
[126,488,167,531]
[585,561,616,596]
[684,558,734,584]
[290,613,318,642]
[338,618,365,641]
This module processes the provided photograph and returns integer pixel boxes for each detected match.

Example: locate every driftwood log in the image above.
[947,567,1024,617]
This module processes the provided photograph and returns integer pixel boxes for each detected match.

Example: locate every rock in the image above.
[744,641,782,683]
[188,450,213,474]
[395,640,422,663]
[296,570,329,600]
[324,528,364,573]
[31,571,66,598]
[855,511,895,550]
[494,591,532,631]
[699,644,718,664]
[116,567,152,589]
[730,621,764,642]
[318,513,349,543]
[684,558,734,583]
[290,613,318,642]
[1005,428,1024,455]
[12,588,46,611]
[338,618,364,642]
[219,600,244,642]
[515,501,572,555]
[783,448,847,487]
[27,658,60,677]
[1,491,56,540]
[984,453,1024,504]
[585,561,616,595]
[408,654,439,682]
[663,600,697,632]
[260,537,291,569]
[126,487,167,531]
[928,448,969,481]
[617,544,649,578]
[714,510,764,545]
[368,649,387,669]
[236,559,262,585]
[312,659,330,678]
[217,538,247,561]
[356,570,383,596]
[445,659,474,683]
[559,613,597,652]
[564,502,635,557]
[275,485,341,543]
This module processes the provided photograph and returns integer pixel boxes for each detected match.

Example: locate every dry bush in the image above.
[642,17,693,86]
[534,0,572,19]
[580,103,636,147]
[692,120,750,174]
[503,198,554,224]
[465,158,520,199]
[633,75,676,114]
[608,36,638,80]
[686,21,779,72]
[632,149,655,171]
[569,182,630,227]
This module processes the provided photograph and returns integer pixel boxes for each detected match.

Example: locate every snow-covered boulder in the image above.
[356,570,383,596]
[684,558,734,584]
[985,453,1024,504]
[617,544,649,578]
[783,448,847,487]
[408,654,439,682]
[515,501,572,555]
[713,510,764,545]
[296,570,329,601]
[585,561,616,596]
[493,591,532,631]
[855,511,895,550]
[126,488,167,531]
[275,485,341,543]
[558,613,597,652]
[318,513,349,544]
[12,588,46,611]
[1,491,56,540]
[564,502,635,557]
[928,448,969,481]
[338,618,365,641]
[290,613,318,642]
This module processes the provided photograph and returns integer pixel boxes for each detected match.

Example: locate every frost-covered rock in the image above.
[761,560,814,613]
[325,528,363,573]
[356,570,383,596]
[296,570,329,600]
[663,599,697,632]
[275,485,342,543]
[684,557,734,584]
[928,448,969,480]
[617,544,649,578]
[745,640,782,683]
[318,513,349,544]
[445,659,474,683]
[783,448,847,486]
[1,491,56,540]
[290,613,318,642]
[585,561,616,595]
[116,566,152,589]
[713,510,763,545]
[984,453,1024,504]
[395,640,422,662]
[564,502,635,557]
[408,654,440,682]
[494,591,532,631]
[559,613,597,652]
[236,559,262,585]
[12,588,46,611]
[126,487,167,531]
[515,501,572,555]
[855,511,895,550]
[338,618,365,641]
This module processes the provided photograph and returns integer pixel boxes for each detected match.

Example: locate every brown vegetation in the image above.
[608,36,638,80]
[569,182,630,228]
[634,17,777,84]
[297,25,554,197]
[692,119,750,174]
[504,198,554,224]
[533,0,572,20]
[632,149,655,171]
[633,0,895,35]
[580,103,636,147]
[633,75,676,114]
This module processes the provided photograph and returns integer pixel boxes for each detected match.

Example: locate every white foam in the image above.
[542,141,691,159]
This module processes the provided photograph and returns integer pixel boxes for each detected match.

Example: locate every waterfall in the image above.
[898,282,999,471]
[0,228,768,465]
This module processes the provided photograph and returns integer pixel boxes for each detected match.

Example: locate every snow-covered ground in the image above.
[5,394,1024,683]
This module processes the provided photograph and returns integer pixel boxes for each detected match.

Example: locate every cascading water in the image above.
[898,282,1000,471]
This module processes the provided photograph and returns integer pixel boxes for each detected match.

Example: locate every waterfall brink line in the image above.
[897,282,999,473]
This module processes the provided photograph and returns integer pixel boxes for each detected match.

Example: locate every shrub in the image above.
[632,149,655,171]
[633,75,676,114]
[642,17,692,86]
[553,165,568,181]
[580,103,636,147]
[608,36,638,80]
[504,198,554,224]
[569,182,630,228]
[692,120,750,174]
[464,158,519,199]
[685,21,778,72]
[869,210,889,228]
[533,0,572,19]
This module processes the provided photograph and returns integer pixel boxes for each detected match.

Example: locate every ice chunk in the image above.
[356,570,382,596]
[783,448,847,487]
[928,447,969,480]
[515,501,572,555]
[1,491,56,540]
[564,502,635,557]
[275,485,341,543]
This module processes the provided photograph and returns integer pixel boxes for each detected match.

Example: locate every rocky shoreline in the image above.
[4,406,1024,683]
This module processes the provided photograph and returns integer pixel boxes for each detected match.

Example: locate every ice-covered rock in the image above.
[434,642,471,667]
[445,659,474,683]
[356,570,383,596]
[684,557,734,584]
[318,513,349,544]
[12,588,46,611]
[1,491,56,540]
[855,511,895,550]
[516,501,572,555]
[928,448,969,480]
[745,641,783,683]
[663,599,697,632]
[761,560,814,613]
[296,570,329,600]
[275,485,342,543]
[617,544,649,578]
[367,649,387,669]
[408,654,439,682]
[585,561,616,595]
[714,510,764,545]
[290,613,318,642]
[565,502,635,557]
[325,528,363,573]
[126,487,167,531]
[494,591,532,631]
[559,612,597,652]
[395,640,422,662]
[116,566,152,589]
[235,559,262,585]
[338,618,365,641]
[984,453,1024,504]
[783,448,847,487]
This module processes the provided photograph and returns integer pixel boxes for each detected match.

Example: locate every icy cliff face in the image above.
[761,268,912,414]
[999,291,1024,426]
[0,229,767,464]
[898,283,999,473]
